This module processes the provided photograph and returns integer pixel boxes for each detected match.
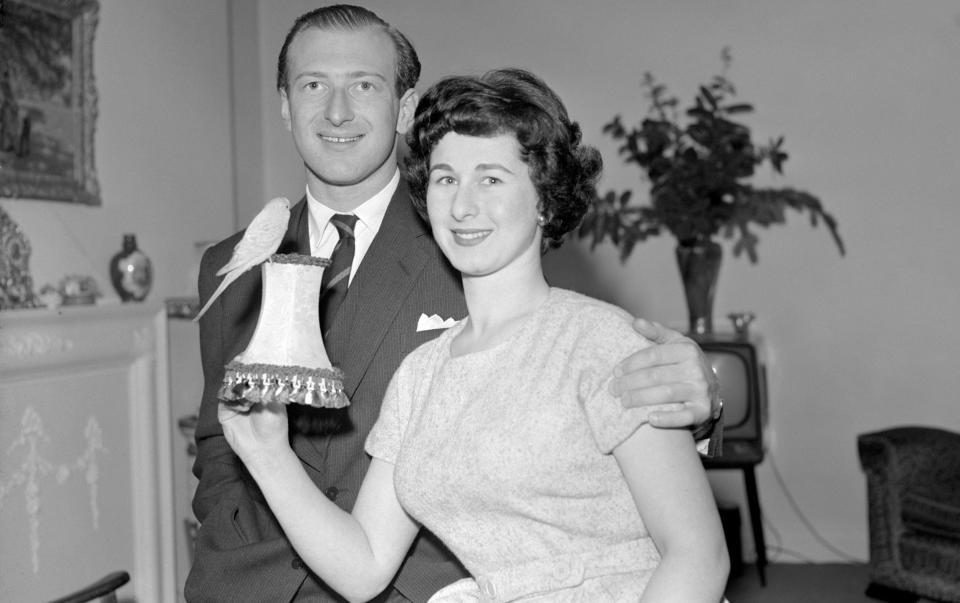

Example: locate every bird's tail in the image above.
[192,278,229,322]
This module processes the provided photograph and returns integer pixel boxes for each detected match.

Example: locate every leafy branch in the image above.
[579,48,845,263]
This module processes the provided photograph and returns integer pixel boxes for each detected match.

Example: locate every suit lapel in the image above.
[279,196,310,255]
[325,183,429,396]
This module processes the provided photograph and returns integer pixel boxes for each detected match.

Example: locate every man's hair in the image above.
[276,4,421,97]
[404,68,603,250]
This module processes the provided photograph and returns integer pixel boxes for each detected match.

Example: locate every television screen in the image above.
[709,351,751,430]
[699,336,767,448]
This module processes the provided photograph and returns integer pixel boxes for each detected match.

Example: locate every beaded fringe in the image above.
[218,360,348,408]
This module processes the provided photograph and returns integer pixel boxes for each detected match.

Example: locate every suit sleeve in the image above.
[184,246,313,603]
[190,246,234,522]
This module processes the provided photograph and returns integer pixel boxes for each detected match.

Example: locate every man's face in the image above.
[280,26,418,204]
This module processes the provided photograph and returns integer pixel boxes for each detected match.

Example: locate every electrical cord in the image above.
[766,450,864,563]
[763,515,815,563]
[738,495,815,563]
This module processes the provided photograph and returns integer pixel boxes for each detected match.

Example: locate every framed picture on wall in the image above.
[0,0,100,205]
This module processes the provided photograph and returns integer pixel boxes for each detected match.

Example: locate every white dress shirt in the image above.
[305,170,399,285]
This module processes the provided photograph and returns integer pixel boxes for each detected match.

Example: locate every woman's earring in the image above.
[537,214,547,227]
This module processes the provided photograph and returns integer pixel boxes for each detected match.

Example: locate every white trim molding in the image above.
[0,303,174,602]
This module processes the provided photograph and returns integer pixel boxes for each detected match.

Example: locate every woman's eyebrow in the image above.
[476,163,515,174]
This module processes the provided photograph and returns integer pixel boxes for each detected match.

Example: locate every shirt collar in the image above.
[305,170,399,234]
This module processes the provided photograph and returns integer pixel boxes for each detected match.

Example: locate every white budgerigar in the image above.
[193,196,291,321]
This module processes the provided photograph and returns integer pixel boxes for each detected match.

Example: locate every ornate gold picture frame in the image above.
[0,205,39,309]
[0,0,100,205]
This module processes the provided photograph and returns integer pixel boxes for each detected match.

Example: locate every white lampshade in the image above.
[218,254,348,408]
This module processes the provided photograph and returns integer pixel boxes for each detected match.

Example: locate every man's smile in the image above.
[320,134,364,143]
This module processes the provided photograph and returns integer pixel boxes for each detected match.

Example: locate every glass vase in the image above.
[675,239,722,336]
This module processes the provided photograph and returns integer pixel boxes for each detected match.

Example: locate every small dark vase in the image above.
[109,234,152,302]
[675,239,722,336]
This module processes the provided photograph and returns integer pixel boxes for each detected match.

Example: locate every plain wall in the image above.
[246,0,960,563]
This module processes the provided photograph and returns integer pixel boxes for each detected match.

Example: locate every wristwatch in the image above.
[713,397,724,422]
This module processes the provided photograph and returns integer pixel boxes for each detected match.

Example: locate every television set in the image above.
[697,334,768,466]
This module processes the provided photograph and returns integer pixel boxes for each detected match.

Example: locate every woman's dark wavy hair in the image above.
[404,68,602,250]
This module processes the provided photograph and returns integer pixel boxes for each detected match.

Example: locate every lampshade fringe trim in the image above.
[219,360,348,408]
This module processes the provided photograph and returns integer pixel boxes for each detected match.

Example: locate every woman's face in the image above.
[426,132,543,279]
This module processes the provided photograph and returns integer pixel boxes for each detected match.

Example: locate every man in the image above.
[186,5,719,602]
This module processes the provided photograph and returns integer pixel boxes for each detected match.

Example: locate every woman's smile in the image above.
[451,229,492,246]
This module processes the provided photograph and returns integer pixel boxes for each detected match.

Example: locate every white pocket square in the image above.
[417,313,458,332]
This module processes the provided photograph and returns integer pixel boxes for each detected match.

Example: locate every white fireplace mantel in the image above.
[0,302,175,602]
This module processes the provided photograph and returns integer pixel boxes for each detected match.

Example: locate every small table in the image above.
[693,331,769,586]
[704,440,767,586]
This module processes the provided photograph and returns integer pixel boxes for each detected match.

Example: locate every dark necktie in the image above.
[319,213,358,336]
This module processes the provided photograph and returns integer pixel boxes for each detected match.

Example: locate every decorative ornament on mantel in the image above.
[109,234,152,302]
[728,311,756,338]
[579,48,845,335]
[0,205,39,310]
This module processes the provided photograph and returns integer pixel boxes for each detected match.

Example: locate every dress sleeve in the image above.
[365,352,416,463]
[577,308,685,454]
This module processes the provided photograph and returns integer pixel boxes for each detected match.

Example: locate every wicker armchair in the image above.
[858,426,960,602]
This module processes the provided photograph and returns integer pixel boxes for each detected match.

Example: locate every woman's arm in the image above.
[613,424,729,602]
[220,401,419,603]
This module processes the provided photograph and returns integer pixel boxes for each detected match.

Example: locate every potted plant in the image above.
[579,48,845,335]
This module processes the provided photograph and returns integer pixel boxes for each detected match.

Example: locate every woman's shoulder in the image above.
[545,288,652,355]
[548,288,637,329]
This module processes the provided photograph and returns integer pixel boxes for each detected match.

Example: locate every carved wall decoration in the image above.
[0,330,74,358]
[0,302,175,600]
[0,406,106,573]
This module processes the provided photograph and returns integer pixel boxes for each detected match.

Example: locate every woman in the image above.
[221,68,729,602]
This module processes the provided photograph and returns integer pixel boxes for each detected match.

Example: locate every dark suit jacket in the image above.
[185,184,469,603]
